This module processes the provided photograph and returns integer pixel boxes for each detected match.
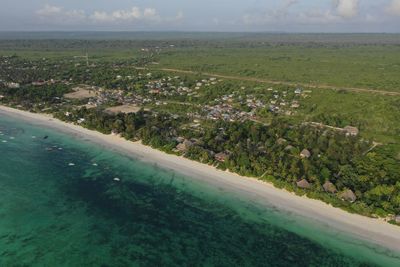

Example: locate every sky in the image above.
[0,0,400,32]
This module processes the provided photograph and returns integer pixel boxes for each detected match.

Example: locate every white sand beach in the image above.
[1,105,400,253]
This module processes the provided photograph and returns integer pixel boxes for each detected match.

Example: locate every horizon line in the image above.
[0,30,400,34]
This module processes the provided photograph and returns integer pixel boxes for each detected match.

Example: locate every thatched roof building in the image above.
[300,149,311,159]
[215,152,229,163]
[344,126,359,136]
[339,189,357,203]
[323,181,337,194]
[296,179,311,189]
[176,140,193,152]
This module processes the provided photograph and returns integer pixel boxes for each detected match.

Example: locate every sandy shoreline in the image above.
[1,105,400,253]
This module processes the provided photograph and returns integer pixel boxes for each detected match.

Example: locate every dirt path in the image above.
[152,68,400,96]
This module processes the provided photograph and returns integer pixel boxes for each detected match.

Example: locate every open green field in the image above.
[157,45,400,91]
[1,33,400,90]
[294,89,400,143]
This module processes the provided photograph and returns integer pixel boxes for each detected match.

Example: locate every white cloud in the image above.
[386,0,400,16]
[36,5,62,16]
[242,0,365,27]
[89,7,181,24]
[36,5,85,24]
[242,1,340,26]
[36,5,182,26]
[334,0,359,18]
[242,1,299,25]
[90,7,144,22]
[298,10,340,24]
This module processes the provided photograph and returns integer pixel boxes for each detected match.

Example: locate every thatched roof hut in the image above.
[215,152,229,163]
[296,179,311,189]
[323,181,337,194]
[300,149,311,159]
[339,189,357,203]
[176,140,193,152]
[344,126,359,136]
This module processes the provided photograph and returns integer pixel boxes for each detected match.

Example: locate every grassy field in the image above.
[157,45,400,91]
[293,89,400,143]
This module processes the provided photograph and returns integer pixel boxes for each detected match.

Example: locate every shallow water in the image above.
[0,113,399,267]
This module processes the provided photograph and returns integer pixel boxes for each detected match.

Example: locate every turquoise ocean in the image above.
[0,112,399,267]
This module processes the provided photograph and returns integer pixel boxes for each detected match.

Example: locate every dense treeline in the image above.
[0,54,163,86]
[55,108,400,218]
[1,33,400,52]
[0,84,70,110]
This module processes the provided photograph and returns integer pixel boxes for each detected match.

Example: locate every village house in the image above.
[297,179,311,189]
[340,189,357,203]
[294,88,303,94]
[323,181,337,194]
[6,82,20,89]
[300,149,311,159]
[344,126,359,136]
[176,140,193,153]
[32,80,47,86]
[215,152,229,163]
[291,101,300,108]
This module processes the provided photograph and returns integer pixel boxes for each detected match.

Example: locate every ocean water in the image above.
[0,113,399,267]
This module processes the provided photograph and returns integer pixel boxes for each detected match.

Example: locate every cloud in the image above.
[242,1,340,26]
[36,5,183,26]
[89,7,161,23]
[297,9,340,24]
[36,5,86,24]
[242,0,299,25]
[334,0,359,18]
[386,0,400,16]
[242,0,365,27]
[36,4,62,16]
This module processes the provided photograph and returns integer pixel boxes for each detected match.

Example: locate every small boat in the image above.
[92,163,98,166]
[43,136,49,140]
[68,163,75,166]
[113,178,121,182]
[2,140,7,143]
